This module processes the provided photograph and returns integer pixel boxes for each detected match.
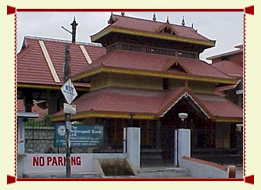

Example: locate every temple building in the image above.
[17,13,243,165]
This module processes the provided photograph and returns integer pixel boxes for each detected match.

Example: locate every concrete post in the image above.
[17,117,25,154]
[127,127,140,169]
[123,127,127,153]
[17,113,39,178]
[174,129,191,166]
[17,117,26,178]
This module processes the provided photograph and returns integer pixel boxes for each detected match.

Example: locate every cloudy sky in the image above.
[17,11,243,62]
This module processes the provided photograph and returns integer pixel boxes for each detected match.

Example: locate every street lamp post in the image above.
[177,113,188,167]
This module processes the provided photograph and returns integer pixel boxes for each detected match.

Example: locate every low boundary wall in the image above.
[180,156,236,178]
[21,153,127,176]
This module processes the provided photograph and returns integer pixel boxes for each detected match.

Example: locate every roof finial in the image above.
[191,23,194,28]
[121,12,125,16]
[182,16,185,26]
[71,16,78,43]
[153,12,156,21]
[166,16,170,23]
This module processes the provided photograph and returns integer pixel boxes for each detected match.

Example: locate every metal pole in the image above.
[65,114,71,178]
[64,44,71,178]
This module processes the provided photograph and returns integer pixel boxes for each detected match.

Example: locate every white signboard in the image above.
[64,103,76,115]
[61,79,78,104]
[23,154,97,174]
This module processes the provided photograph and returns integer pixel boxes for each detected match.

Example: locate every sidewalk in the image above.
[236,167,243,178]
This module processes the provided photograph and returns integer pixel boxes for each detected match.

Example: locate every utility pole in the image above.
[61,17,78,178]
[64,44,71,178]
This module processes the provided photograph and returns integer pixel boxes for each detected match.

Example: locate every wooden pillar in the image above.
[156,119,161,152]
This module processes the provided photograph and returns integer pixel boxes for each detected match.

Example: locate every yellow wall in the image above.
[91,73,163,91]
[188,81,215,94]
[90,73,109,91]
[90,73,216,94]
[169,79,185,89]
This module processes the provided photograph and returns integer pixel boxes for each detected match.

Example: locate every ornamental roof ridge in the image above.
[110,13,195,29]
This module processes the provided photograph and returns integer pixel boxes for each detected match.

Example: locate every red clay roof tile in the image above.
[196,94,243,118]
[74,50,232,80]
[17,37,106,87]
[211,60,243,77]
[102,14,212,42]
[52,87,242,120]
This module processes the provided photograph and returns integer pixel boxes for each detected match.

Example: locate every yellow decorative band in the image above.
[72,67,103,81]
[214,118,243,123]
[17,83,89,91]
[50,111,156,122]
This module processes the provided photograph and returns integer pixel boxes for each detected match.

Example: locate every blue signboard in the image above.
[55,124,103,147]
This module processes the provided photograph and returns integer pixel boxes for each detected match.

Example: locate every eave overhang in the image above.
[91,26,215,48]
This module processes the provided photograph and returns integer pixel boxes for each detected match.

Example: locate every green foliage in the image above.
[25,114,51,127]
[43,114,51,126]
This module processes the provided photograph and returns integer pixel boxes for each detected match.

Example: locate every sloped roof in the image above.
[91,14,215,47]
[72,49,235,84]
[211,60,243,77]
[196,94,243,120]
[108,14,210,41]
[165,57,232,79]
[51,87,243,122]
[17,36,106,88]
[52,87,184,119]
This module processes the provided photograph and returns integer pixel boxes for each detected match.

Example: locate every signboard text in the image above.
[33,156,81,166]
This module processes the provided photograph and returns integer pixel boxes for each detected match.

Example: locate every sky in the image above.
[17,11,243,62]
